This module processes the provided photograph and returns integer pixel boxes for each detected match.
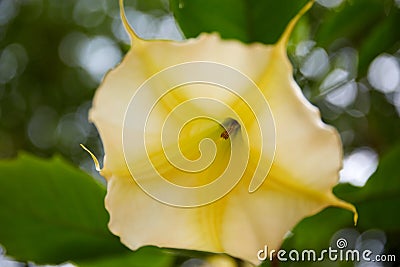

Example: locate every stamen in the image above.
[220,119,240,140]
[220,130,230,140]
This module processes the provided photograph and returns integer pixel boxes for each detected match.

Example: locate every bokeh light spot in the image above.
[300,47,330,80]
[0,0,19,26]
[340,147,378,187]
[317,0,344,9]
[27,106,58,150]
[78,36,122,82]
[295,40,316,58]
[0,44,28,84]
[73,0,106,28]
[368,54,400,93]
[59,32,88,67]
[326,81,357,108]
[56,113,89,155]
[320,68,349,93]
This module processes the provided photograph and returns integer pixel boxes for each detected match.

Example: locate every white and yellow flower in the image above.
[88,0,357,265]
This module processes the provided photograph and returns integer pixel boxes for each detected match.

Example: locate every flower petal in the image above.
[89,1,357,265]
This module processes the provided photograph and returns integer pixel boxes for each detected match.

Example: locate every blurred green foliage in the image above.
[170,0,309,44]
[0,154,127,264]
[0,0,174,171]
[0,0,400,266]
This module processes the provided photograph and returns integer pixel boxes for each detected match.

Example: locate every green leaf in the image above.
[0,154,174,265]
[169,0,309,44]
[76,246,174,267]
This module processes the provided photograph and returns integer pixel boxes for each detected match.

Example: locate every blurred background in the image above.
[0,0,399,266]
[0,0,181,181]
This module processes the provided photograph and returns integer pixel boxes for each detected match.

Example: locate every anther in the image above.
[220,119,240,140]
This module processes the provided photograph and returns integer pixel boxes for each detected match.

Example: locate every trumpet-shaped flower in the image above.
[88,1,356,265]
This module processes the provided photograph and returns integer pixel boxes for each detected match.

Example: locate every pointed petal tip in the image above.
[278,0,314,47]
[347,203,358,226]
[333,197,358,226]
[80,144,101,172]
[352,206,358,226]
[119,0,140,42]
[353,212,358,226]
